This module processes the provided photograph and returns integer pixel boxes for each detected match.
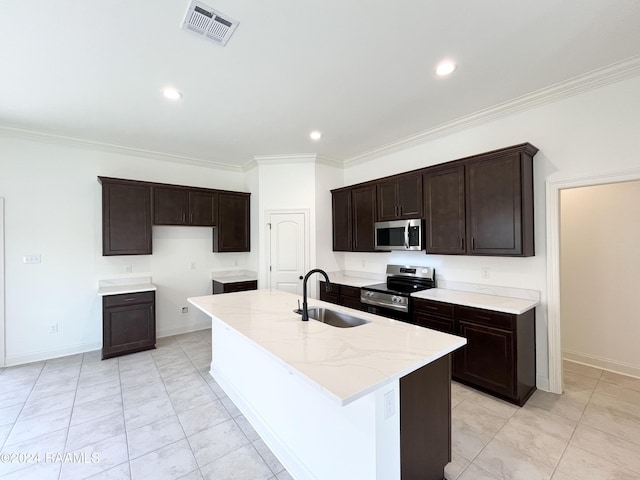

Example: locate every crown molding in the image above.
[0,124,244,172]
[243,153,343,172]
[344,54,640,167]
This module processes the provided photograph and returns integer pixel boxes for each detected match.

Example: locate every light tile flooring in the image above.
[0,330,639,480]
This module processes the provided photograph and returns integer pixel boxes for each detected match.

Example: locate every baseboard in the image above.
[5,323,212,367]
[5,341,102,367]
[563,349,640,379]
[157,321,211,338]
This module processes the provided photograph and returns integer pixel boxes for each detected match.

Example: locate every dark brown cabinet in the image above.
[319,281,363,310]
[214,193,250,252]
[331,189,352,251]
[331,184,377,252]
[423,166,466,255]
[352,185,377,252]
[466,149,535,256]
[99,177,249,255]
[376,173,423,221]
[212,279,257,294]
[102,291,156,359]
[412,298,536,406]
[99,177,152,256]
[154,187,218,226]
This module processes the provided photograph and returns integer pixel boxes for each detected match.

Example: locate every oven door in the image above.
[363,303,411,323]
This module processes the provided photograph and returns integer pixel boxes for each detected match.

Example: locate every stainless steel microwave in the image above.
[374,219,423,251]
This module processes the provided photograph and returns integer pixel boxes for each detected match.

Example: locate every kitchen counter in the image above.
[323,271,384,288]
[188,288,465,405]
[210,270,257,284]
[97,276,156,296]
[412,288,538,314]
[188,288,465,480]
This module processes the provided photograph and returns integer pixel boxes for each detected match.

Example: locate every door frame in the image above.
[265,209,311,291]
[0,197,5,367]
[546,168,640,394]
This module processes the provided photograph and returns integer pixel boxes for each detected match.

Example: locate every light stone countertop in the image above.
[323,271,384,288]
[211,270,258,284]
[97,276,156,296]
[412,288,538,315]
[188,288,466,405]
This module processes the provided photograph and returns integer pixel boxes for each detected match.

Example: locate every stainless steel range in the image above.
[361,264,436,322]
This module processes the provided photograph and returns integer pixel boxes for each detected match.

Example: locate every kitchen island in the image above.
[188,289,466,480]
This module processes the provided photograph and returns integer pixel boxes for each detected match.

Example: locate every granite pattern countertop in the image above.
[188,289,466,405]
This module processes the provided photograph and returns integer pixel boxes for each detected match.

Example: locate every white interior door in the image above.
[0,197,5,367]
[268,212,307,295]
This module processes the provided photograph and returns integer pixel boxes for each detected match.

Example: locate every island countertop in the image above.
[188,289,465,406]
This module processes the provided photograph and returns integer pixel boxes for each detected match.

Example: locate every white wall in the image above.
[560,180,640,377]
[338,74,640,387]
[0,135,248,365]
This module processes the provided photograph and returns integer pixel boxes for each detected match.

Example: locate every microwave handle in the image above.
[404,224,410,249]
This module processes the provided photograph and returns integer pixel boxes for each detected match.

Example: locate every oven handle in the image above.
[361,297,408,312]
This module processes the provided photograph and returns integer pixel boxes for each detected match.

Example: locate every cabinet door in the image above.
[319,281,340,304]
[466,154,523,255]
[352,185,376,252]
[397,174,423,218]
[101,180,152,256]
[102,292,155,359]
[376,174,423,221]
[424,166,466,254]
[190,191,218,226]
[376,180,399,222]
[454,321,515,397]
[154,187,188,225]
[332,189,352,251]
[214,193,250,252]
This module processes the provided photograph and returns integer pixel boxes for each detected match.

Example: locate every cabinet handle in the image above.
[423,305,438,311]
[472,237,475,250]
[182,212,186,223]
[123,297,137,302]
[476,315,492,321]
[460,237,464,250]
[189,213,193,224]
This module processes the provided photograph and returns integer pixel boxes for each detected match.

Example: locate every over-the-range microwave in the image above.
[374,219,423,251]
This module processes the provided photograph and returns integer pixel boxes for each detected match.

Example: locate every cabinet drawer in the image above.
[103,291,155,308]
[456,306,514,330]
[213,280,257,294]
[340,285,361,299]
[415,312,455,334]
[413,298,454,318]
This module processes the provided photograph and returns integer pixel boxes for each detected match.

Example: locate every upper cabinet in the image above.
[376,173,423,221]
[154,187,217,226]
[331,184,377,252]
[466,149,534,256]
[423,166,466,255]
[213,193,250,252]
[99,177,249,255]
[332,142,538,257]
[99,177,152,256]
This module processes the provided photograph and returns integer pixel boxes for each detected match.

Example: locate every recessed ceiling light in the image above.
[162,87,183,100]
[309,130,322,141]
[435,61,457,76]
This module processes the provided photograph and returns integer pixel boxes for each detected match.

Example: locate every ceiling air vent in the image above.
[181,0,239,46]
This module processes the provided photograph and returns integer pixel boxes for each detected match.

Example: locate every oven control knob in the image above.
[392,296,402,304]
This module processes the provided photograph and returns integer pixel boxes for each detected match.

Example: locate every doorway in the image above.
[0,197,5,367]
[267,210,309,295]
[546,169,640,393]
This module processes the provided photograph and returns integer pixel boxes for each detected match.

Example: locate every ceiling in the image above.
[2,0,640,169]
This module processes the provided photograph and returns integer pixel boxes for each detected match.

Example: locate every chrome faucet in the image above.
[301,269,332,321]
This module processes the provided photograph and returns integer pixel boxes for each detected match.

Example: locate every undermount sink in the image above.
[295,307,371,328]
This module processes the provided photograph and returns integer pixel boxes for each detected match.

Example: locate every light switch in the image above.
[23,254,41,264]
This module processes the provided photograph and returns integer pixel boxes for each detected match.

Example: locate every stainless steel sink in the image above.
[295,307,370,328]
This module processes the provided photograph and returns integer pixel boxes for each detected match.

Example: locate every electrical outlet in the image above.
[49,323,58,334]
[180,306,189,315]
[23,254,41,264]
[481,267,490,279]
[190,261,196,270]
[124,265,132,273]
[384,390,395,419]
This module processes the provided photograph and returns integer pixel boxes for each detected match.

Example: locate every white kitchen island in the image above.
[188,289,466,480]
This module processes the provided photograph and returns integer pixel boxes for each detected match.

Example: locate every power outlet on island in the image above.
[481,267,490,279]
[384,390,395,419]
[180,306,189,316]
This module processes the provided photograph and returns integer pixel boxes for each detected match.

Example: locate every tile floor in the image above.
[0,330,639,480]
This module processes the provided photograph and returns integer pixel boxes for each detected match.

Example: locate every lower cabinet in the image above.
[212,279,258,294]
[412,297,536,406]
[102,291,156,360]
[319,281,363,310]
